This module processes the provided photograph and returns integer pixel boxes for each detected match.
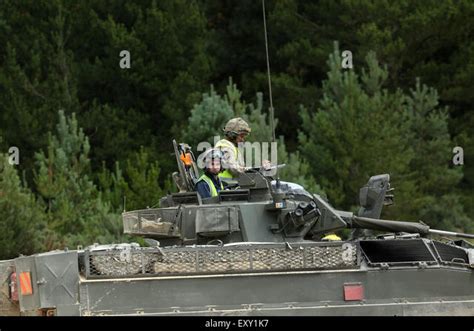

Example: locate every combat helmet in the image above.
[223,117,251,137]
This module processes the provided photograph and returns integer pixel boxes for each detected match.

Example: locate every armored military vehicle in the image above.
[2,140,474,316]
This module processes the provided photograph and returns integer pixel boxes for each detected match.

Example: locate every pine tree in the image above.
[299,43,470,231]
[34,110,124,248]
[299,44,412,209]
[0,1,80,180]
[98,146,170,212]
[0,154,47,259]
[97,161,129,213]
[401,81,470,231]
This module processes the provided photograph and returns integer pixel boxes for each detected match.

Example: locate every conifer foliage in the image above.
[34,110,124,249]
[299,44,469,230]
[0,154,46,259]
[0,1,472,256]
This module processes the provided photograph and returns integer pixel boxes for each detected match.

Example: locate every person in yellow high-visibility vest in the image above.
[195,149,224,199]
[214,117,251,181]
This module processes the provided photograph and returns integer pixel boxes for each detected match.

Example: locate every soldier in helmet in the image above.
[214,117,251,181]
[215,117,272,183]
[195,148,225,199]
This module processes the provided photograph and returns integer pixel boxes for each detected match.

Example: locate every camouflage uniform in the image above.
[215,117,251,180]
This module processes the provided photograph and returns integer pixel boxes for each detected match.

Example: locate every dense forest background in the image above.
[0,0,473,259]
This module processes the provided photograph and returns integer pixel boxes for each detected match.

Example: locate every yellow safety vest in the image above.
[215,139,239,179]
[198,174,224,197]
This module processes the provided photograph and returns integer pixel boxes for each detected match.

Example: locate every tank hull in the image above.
[77,267,474,316]
[4,239,474,316]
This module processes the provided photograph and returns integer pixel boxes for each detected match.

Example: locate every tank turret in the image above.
[121,141,474,246]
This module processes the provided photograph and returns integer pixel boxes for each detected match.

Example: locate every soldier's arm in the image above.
[221,149,245,175]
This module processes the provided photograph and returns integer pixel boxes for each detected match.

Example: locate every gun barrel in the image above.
[351,216,474,239]
[351,216,430,235]
[428,229,474,239]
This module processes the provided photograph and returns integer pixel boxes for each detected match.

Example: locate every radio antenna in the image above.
[262,0,276,143]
